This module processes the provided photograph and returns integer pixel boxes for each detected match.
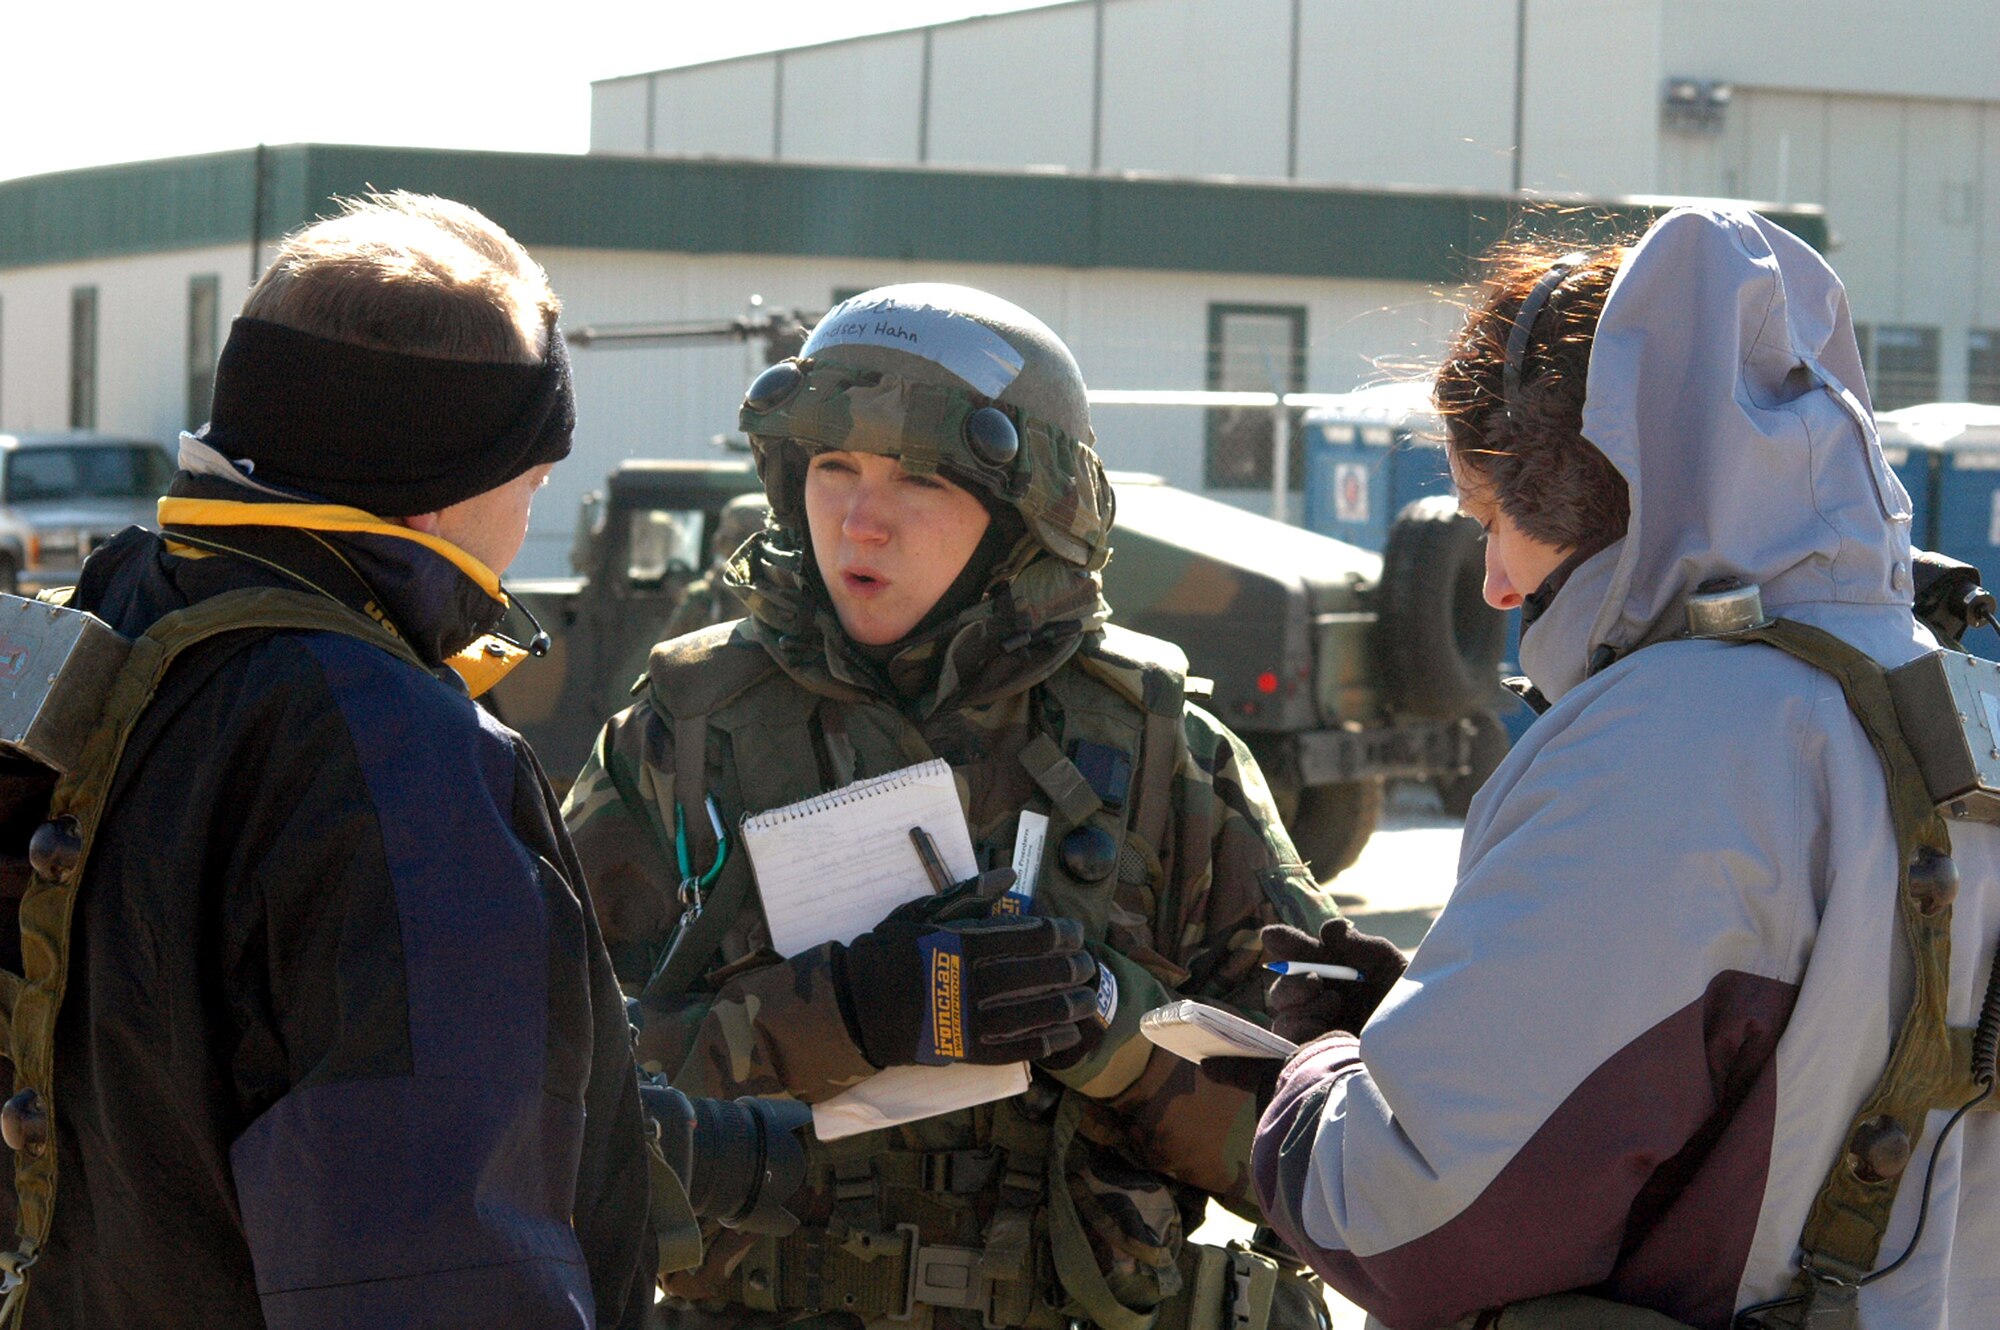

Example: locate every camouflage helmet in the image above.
[737,283,1114,570]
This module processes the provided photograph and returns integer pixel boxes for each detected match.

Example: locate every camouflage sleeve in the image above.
[563,700,880,1104]
[1049,703,1340,1214]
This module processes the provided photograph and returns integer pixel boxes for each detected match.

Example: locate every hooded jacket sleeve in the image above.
[1252,647,1866,1329]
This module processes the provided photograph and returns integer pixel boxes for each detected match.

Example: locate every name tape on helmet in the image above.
[805,295,1027,399]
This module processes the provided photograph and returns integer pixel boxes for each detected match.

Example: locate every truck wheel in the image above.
[0,556,15,595]
[1375,497,1506,719]
[1435,710,1509,818]
[1289,779,1384,880]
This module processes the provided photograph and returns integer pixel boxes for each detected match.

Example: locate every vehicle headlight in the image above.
[34,529,81,561]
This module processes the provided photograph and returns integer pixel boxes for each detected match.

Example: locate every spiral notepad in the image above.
[740,758,1024,1141]
[741,758,980,960]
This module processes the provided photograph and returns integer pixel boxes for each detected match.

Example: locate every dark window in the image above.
[1204,304,1307,490]
[69,287,98,430]
[1969,330,2000,405]
[1855,323,1940,411]
[186,275,220,431]
[3,445,174,504]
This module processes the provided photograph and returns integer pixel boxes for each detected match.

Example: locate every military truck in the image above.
[492,461,1502,876]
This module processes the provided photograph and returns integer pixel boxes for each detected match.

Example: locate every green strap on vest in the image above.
[0,587,428,1321]
[645,1135,706,1276]
[1719,620,1973,1328]
[1044,1091,1157,1330]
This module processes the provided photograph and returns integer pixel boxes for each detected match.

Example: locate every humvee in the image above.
[492,461,1503,877]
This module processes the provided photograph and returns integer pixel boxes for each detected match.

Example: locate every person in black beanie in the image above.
[9,192,652,1329]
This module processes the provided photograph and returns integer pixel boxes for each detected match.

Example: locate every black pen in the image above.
[909,825,953,894]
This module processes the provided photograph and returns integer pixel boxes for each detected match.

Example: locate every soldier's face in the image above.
[805,450,992,646]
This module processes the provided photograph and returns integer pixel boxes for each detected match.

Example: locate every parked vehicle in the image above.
[490,460,1504,876]
[0,433,176,592]
[1300,385,1521,812]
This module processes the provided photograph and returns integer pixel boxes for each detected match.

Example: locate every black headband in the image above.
[1502,253,1587,422]
[202,317,575,517]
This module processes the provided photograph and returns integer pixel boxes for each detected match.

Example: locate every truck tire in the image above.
[1375,496,1507,719]
[1289,779,1384,881]
[1435,710,1510,818]
[0,555,15,596]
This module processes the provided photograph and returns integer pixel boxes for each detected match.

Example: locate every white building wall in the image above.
[1519,0,1661,196]
[1664,0,2000,103]
[1294,0,1514,192]
[1097,0,1292,179]
[656,60,780,159]
[0,245,250,442]
[927,7,1097,171]
[589,77,650,154]
[777,34,925,164]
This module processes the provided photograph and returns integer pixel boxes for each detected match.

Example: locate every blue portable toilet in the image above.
[1877,403,2000,574]
[1301,381,1450,547]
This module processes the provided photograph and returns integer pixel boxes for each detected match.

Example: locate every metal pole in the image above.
[1271,398,1290,523]
[1511,0,1527,193]
[248,143,267,285]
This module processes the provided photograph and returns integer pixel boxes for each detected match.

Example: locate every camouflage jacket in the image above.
[565,533,1337,1318]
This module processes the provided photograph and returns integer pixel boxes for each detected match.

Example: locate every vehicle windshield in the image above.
[5,445,174,503]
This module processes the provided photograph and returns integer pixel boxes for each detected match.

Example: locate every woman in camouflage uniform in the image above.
[565,285,1354,1330]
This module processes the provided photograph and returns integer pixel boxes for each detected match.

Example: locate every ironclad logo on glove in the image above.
[922,931,969,1063]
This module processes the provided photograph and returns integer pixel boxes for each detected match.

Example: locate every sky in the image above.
[3,1,1064,183]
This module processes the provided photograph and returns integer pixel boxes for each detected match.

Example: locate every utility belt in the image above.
[729,1226,1320,1330]
[715,1090,1320,1330]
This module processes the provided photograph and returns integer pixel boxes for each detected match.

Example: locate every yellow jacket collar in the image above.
[157,496,507,606]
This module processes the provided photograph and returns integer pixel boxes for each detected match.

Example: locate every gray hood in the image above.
[1521,206,1917,702]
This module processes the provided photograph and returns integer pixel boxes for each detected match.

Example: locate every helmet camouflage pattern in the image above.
[738,284,1115,570]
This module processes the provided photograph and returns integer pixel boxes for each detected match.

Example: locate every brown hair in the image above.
[241,191,557,366]
[1434,240,1630,552]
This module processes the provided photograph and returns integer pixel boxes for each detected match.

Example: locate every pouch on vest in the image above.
[1165,1241,1330,1330]
[0,597,130,1242]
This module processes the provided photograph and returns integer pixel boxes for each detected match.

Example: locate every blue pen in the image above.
[1264,961,1362,981]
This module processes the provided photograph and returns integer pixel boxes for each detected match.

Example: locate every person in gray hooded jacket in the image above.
[1250,205,2000,1328]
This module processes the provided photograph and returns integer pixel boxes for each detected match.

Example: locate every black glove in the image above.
[835,885,1100,1068]
[1262,917,1407,1044]
[641,1079,812,1235]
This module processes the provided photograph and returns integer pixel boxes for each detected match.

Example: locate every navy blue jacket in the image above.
[22,495,651,1329]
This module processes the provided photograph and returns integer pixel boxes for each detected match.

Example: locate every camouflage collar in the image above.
[726,530,1109,718]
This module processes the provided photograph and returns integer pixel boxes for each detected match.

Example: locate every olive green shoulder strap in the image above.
[1716,619,1973,1327]
[1044,1091,1157,1330]
[0,587,426,1316]
[639,629,809,1006]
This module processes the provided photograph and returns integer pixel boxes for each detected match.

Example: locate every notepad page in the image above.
[741,758,979,958]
